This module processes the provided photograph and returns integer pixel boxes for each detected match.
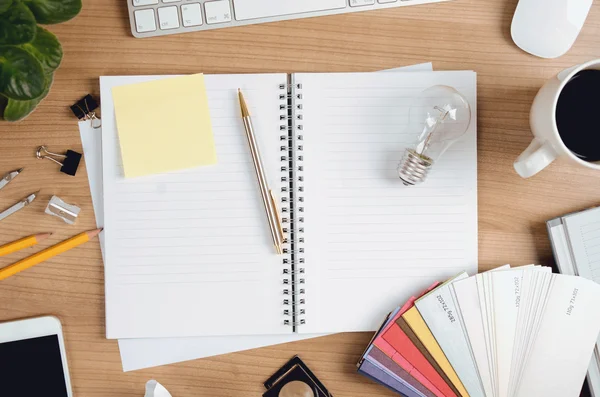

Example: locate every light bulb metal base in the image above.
[398,149,434,186]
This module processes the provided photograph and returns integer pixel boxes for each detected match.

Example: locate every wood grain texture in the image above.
[0,0,599,395]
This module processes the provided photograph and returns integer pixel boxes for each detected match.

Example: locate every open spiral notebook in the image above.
[83,63,479,371]
[98,68,477,341]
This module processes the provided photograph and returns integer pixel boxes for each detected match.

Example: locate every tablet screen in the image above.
[0,335,69,396]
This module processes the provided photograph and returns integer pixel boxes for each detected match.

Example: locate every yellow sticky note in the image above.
[112,74,217,178]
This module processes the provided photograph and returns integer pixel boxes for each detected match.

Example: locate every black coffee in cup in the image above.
[555,69,600,162]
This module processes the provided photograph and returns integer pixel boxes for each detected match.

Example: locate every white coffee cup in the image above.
[514,59,600,178]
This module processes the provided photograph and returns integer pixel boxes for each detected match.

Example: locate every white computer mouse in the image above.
[511,0,594,58]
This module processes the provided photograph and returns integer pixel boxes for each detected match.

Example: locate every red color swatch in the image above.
[373,285,457,397]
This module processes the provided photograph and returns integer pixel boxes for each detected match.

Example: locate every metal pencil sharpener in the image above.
[45,196,80,225]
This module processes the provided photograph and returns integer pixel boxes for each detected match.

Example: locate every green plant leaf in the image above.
[0,46,45,99]
[23,0,82,24]
[3,71,51,121]
[0,93,7,118]
[20,26,61,73]
[0,0,13,14]
[0,3,36,45]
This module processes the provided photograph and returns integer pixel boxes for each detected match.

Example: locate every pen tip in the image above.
[238,89,250,117]
[17,168,24,173]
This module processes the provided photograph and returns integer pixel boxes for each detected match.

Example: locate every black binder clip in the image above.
[70,94,101,128]
[36,146,82,176]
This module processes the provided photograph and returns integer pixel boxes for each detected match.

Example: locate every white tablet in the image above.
[0,316,73,397]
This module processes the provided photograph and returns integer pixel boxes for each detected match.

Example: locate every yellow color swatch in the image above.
[403,306,471,397]
[112,74,217,178]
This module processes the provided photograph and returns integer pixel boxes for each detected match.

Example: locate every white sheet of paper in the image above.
[294,69,478,334]
[477,272,496,397]
[82,63,433,371]
[508,267,551,396]
[451,265,510,397]
[509,269,539,395]
[510,270,553,394]
[493,267,539,397]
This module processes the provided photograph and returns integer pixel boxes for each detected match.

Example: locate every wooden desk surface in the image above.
[0,0,599,395]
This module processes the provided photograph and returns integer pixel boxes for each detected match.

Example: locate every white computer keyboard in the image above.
[128,0,447,38]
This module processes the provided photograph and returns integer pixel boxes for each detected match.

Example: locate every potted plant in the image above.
[0,0,82,121]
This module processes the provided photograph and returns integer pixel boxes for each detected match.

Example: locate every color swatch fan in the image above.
[358,265,600,397]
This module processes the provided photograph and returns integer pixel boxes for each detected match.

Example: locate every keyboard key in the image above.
[158,6,180,29]
[134,9,157,32]
[205,0,232,24]
[350,0,375,6]
[232,0,346,21]
[182,3,203,27]
[163,0,181,3]
[133,0,158,6]
[378,0,398,3]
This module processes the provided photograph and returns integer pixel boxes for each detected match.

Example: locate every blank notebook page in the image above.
[101,74,291,338]
[564,207,600,283]
[296,71,478,334]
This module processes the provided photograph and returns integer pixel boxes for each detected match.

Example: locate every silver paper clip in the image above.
[45,195,80,224]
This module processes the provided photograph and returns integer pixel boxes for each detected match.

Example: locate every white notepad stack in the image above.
[548,207,600,397]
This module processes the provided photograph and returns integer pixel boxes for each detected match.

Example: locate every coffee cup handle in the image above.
[514,139,558,178]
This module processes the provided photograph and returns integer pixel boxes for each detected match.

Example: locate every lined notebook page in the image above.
[101,74,291,338]
[564,207,600,283]
[295,71,478,334]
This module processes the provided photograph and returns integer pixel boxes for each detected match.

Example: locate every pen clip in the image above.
[269,189,285,247]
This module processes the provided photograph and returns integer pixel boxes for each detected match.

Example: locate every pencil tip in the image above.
[87,228,103,239]
[35,233,52,242]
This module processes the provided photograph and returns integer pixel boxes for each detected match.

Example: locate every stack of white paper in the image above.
[414,265,600,397]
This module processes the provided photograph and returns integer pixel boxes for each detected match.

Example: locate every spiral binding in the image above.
[280,77,306,330]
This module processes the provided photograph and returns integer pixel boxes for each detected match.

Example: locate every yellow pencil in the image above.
[0,229,102,281]
[0,233,52,257]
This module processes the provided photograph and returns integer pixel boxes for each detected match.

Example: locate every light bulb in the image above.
[397,85,472,186]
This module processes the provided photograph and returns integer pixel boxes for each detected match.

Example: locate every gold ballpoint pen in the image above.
[238,89,285,254]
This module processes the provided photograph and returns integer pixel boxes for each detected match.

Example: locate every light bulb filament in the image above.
[418,106,451,156]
